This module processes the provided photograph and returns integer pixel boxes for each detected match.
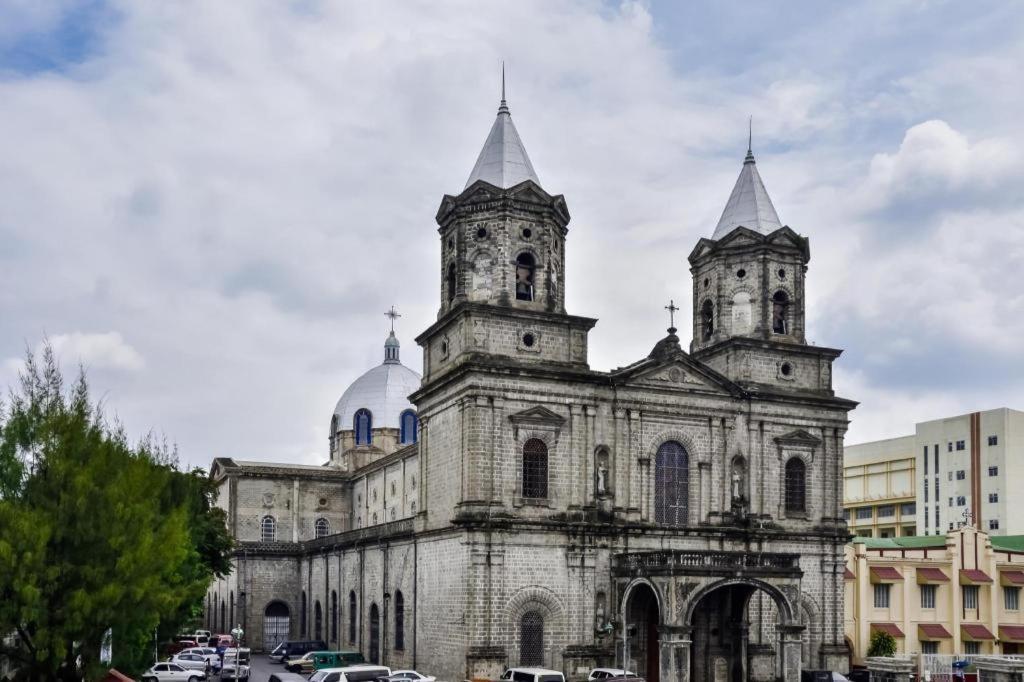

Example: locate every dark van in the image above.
[270,640,328,663]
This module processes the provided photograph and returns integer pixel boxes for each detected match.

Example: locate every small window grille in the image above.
[261,515,276,542]
[874,584,890,608]
[785,458,806,513]
[988,435,998,446]
[1006,586,1020,611]
[990,519,1000,530]
[965,641,980,655]
[963,585,979,609]
[920,584,936,609]
[522,439,548,499]
[655,441,689,527]
[315,518,330,538]
[989,466,999,476]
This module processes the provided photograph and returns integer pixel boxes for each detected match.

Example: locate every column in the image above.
[659,625,693,682]
[778,624,805,682]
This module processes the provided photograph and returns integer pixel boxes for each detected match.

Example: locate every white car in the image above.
[588,670,637,681]
[388,671,436,682]
[181,648,221,670]
[501,668,565,682]
[141,662,207,682]
[313,665,392,682]
[171,653,210,671]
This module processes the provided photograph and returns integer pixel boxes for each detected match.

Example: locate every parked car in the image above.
[589,670,636,681]
[284,650,331,674]
[313,665,392,682]
[500,668,566,682]
[382,670,436,682]
[171,653,210,672]
[180,648,221,671]
[269,674,309,682]
[219,648,251,680]
[141,661,207,682]
[311,651,367,671]
[210,634,235,650]
[269,639,328,663]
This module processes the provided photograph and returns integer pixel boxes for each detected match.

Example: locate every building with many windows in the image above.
[205,88,857,682]
[845,409,1023,537]
[843,436,916,538]
[844,527,1024,663]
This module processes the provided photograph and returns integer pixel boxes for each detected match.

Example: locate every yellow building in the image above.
[844,435,917,537]
[844,528,1024,664]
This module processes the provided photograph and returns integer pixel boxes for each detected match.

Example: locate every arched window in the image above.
[331,590,338,643]
[329,414,339,453]
[315,517,330,538]
[785,457,806,512]
[701,299,715,341]
[301,591,308,637]
[230,591,235,629]
[446,263,456,303]
[369,603,380,664]
[394,590,405,651]
[220,597,226,633]
[655,440,689,527]
[732,291,752,334]
[314,600,323,641]
[520,610,545,666]
[515,253,536,301]
[263,601,290,652]
[348,591,357,643]
[354,408,372,445]
[400,410,418,445]
[260,515,276,542]
[772,290,790,334]
[522,438,548,499]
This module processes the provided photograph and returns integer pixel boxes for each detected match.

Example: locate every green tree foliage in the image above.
[867,629,898,657]
[0,345,233,680]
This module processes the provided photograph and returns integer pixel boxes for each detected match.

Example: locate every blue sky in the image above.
[0,1,1021,468]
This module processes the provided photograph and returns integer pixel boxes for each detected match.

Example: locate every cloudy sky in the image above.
[1,1,1021,469]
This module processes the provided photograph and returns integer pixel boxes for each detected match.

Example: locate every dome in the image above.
[333,334,421,431]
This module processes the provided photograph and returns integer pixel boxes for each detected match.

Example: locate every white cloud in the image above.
[47,332,145,371]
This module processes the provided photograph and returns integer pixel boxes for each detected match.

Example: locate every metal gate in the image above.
[920,654,955,682]
[263,602,290,652]
[520,611,545,666]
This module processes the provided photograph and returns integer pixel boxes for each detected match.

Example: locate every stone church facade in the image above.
[206,89,856,682]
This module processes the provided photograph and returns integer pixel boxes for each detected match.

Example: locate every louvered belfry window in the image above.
[522,439,549,499]
[655,441,689,527]
[785,457,806,512]
[520,610,545,666]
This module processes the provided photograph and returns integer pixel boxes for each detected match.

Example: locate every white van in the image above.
[501,668,566,682]
[311,665,392,682]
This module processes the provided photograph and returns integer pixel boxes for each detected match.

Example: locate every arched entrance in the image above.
[686,582,797,682]
[263,601,290,652]
[624,582,661,682]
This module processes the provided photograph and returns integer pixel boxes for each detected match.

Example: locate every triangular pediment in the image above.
[509,405,566,426]
[774,429,822,446]
[614,353,742,397]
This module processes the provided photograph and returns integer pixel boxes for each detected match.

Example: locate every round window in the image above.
[476,227,487,239]
[703,278,710,288]
[522,227,532,239]
[319,497,327,507]
[781,362,793,376]
[736,268,746,279]
[522,333,536,347]
[440,340,449,355]
[778,268,786,279]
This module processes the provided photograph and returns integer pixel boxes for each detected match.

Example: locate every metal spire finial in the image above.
[665,300,679,335]
[385,305,401,333]
[745,116,755,163]
[498,61,509,114]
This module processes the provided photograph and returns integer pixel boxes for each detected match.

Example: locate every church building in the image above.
[206,86,856,682]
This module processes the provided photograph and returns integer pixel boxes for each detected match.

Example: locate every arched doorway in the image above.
[624,583,660,682]
[369,603,380,664]
[686,582,796,682]
[264,601,291,652]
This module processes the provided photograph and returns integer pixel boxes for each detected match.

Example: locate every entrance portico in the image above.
[615,550,806,682]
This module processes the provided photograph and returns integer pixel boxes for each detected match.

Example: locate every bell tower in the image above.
[688,143,840,394]
[417,80,595,384]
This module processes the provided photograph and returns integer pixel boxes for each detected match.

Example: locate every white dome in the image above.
[333,344,421,432]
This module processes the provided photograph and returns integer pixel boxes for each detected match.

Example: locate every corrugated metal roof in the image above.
[871,623,905,638]
[918,624,952,639]
[711,150,782,240]
[961,623,995,640]
[464,96,540,190]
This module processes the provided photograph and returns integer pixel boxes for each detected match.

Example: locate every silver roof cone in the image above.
[712,147,782,240]
[464,71,541,190]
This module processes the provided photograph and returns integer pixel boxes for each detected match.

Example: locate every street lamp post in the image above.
[230,625,244,682]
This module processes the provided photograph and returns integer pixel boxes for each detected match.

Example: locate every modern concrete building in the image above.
[844,409,1024,538]
[843,436,916,538]
[843,527,1024,663]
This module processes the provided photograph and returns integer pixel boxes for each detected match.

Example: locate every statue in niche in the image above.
[730,457,748,516]
[595,449,611,497]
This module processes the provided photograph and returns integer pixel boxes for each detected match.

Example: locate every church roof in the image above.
[712,148,782,240]
[464,81,540,190]
[333,333,421,431]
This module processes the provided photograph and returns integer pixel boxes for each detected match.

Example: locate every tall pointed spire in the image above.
[711,128,782,240]
[464,65,541,190]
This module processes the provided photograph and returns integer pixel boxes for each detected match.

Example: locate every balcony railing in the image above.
[613,549,802,576]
